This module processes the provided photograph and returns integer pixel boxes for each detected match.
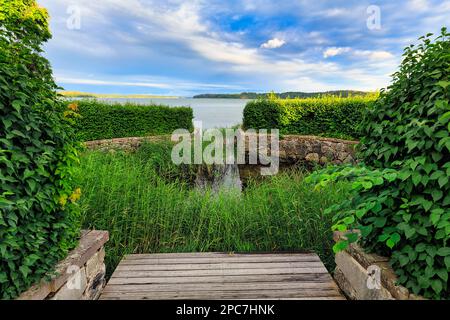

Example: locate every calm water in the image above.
[98,98,251,129]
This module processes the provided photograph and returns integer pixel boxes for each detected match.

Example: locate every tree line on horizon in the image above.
[193,90,373,99]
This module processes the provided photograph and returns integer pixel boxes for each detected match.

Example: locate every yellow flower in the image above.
[69,188,82,203]
[68,103,79,112]
[58,195,68,207]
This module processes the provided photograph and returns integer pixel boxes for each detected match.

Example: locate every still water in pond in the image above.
[97,98,250,129]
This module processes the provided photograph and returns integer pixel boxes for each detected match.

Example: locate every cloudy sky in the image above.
[38,0,450,96]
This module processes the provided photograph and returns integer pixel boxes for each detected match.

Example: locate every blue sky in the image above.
[38,0,450,96]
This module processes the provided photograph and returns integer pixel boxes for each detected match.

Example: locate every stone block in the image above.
[335,251,394,300]
[50,267,87,300]
[86,248,106,281]
[305,153,320,162]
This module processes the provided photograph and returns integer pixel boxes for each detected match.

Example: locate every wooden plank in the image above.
[100,288,342,300]
[107,273,333,285]
[102,281,337,293]
[115,261,325,272]
[124,252,318,260]
[121,255,322,265]
[111,267,328,278]
[101,296,345,300]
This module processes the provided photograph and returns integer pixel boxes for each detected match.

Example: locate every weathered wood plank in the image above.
[121,255,321,265]
[111,267,328,278]
[107,273,333,285]
[100,288,342,300]
[102,281,337,293]
[115,261,325,272]
[124,252,318,260]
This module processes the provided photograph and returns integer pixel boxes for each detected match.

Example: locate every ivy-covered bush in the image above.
[307,29,450,299]
[243,95,377,140]
[74,100,194,141]
[0,0,81,299]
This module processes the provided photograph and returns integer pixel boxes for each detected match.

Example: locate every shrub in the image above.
[0,0,81,299]
[307,29,450,299]
[243,95,377,140]
[73,100,194,141]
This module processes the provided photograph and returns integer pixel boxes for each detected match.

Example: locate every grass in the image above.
[75,142,351,277]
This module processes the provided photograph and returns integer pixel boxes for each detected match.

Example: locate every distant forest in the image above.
[193,90,372,99]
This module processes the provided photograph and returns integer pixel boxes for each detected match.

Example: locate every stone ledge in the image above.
[17,230,109,300]
[333,232,424,300]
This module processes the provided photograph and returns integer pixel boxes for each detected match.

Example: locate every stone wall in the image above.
[85,136,169,152]
[84,135,359,166]
[18,230,109,300]
[333,232,425,300]
[278,135,358,165]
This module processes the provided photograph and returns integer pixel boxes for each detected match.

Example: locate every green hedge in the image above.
[243,95,377,140]
[73,100,194,141]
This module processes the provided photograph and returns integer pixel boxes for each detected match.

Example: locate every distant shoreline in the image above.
[193,90,373,99]
[59,91,180,99]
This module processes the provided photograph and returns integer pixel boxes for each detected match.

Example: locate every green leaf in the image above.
[19,265,30,278]
[399,255,409,267]
[436,269,448,282]
[405,227,416,239]
[438,111,450,124]
[346,232,359,243]
[438,175,448,188]
[437,247,450,256]
[431,190,443,202]
[431,279,443,294]
[384,172,397,182]
[416,243,427,252]
[430,209,443,225]
[445,256,450,269]
[0,272,8,284]
[412,172,421,186]
[333,240,349,253]
[386,233,401,249]
[437,80,450,88]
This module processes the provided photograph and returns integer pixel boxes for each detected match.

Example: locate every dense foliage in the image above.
[74,100,194,141]
[0,0,81,299]
[77,142,351,277]
[194,90,372,99]
[308,29,450,299]
[243,95,377,140]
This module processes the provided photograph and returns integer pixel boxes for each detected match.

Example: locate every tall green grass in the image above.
[76,143,351,276]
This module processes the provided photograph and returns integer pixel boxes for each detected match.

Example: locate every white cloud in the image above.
[323,47,351,58]
[323,47,394,61]
[55,75,243,91]
[354,50,395,60]
[260,38,286,49]
[409,0,430,11]
[321,8,349,17]
[55,77,171,89]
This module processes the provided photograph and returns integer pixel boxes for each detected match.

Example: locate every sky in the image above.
[38,0,450,96]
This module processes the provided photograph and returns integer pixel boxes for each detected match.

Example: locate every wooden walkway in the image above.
[100,252,344,300]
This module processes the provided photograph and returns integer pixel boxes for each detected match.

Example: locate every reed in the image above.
[76,143,351,276]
